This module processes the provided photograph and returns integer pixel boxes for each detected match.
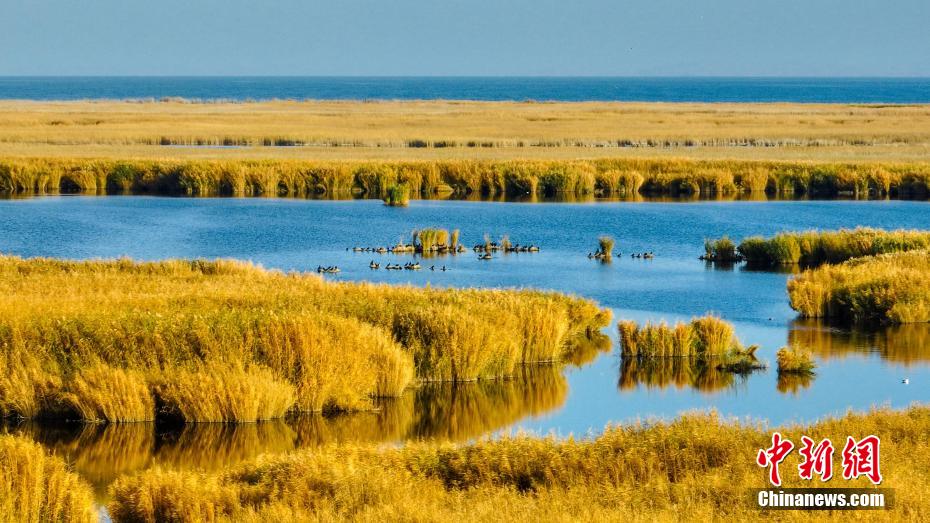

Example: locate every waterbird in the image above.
[441,266,447,271]
[903,378,910,385]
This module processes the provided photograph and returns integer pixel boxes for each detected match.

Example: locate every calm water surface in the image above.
[2,196,929,498]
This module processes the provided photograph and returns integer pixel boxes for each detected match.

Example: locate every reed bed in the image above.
[775,347,817,375]
[412,228,460,253]
[3,157,930,199]
[3,100,929,153]
[617,315,739,358]
[7,365,569,504]
[702,236,739,262]
[382,182,409,206]
[104,405,930,522]
[0,434,96,523]
[617,316,764,389]
[787,249,930,324]
[0,256,607,423]
[595,236,614,260]
[734,227,930,266]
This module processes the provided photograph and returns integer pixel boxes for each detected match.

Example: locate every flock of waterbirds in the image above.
[587,251,655,259]
[314,235,657,274]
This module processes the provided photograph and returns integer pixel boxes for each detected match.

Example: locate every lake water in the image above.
[2,76,930,103]
[2,195,929,499]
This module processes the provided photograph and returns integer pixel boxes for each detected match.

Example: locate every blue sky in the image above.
[1,0,928,76]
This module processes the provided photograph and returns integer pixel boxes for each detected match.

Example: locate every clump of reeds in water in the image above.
[787,249,930,324]
[701,236,740,262]
[618,316,737,358]
[411,228,464,254]
[617,316,765,382]
[775,346,817,376]
[383,183,410,206]
[735,227,930,266]
[592,235,614,261]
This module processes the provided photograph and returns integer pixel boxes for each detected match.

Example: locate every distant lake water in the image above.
[1,76,929,103]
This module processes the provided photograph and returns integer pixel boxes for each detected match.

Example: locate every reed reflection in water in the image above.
[788,320,930,366]
[2,364,568,500]
[618,357,751,393]
[777,373,816,395]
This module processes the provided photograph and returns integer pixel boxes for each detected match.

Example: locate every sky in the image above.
[1,0,928,76]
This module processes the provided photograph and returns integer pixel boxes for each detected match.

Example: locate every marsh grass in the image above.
[58,364,154,423]
[735,227,930,266]
[618,315,738,358]
[413,228,452,253]
[787,249,930,324]
[0,256,607,422]
[595,236,614,259]
[702,236,740,262]
[383,182,409,206]
[154,362,295,423]
[104,405,930,522]
[775,347,817,376]
[617,316,763,391]
[0,435,96,523]
[5,100,930,155]
[4,157,930,200]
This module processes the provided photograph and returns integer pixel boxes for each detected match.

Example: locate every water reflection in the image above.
[788,321,930,365]
[0,189,826,204]
[618,357,753,393]
[563,333,612,368]
[777,373,816,395]
[3,365,566,499]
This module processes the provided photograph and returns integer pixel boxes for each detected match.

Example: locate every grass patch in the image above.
[593,235,614,260]
[618,315,739,358]
[383,182,409,206]
[0,434,96,523]
[617,317,764,391]
[104,405,930,521]
[3,157,930,200]
[733,227,930,266]
[0,256,608,422]
[775,347,817,375]
[702,236,740,262]
[787,250,930,324]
